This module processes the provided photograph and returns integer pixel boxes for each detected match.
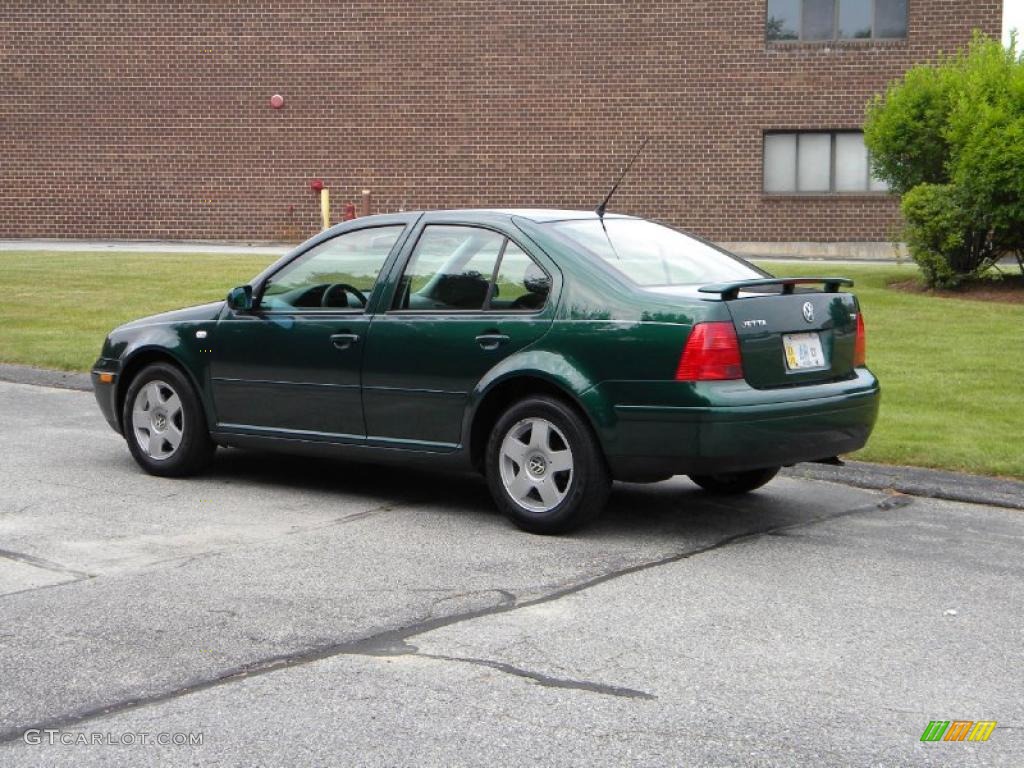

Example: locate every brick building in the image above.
[0,1,1002,248]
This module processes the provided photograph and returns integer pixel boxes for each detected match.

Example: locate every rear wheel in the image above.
[486,396,610,534]
[689,467,780,495]
[122,362,215,477]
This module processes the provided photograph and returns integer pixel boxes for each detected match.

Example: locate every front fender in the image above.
[106,322,216,432]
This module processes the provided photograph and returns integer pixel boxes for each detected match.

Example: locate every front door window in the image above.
[211,224,407,438]
[261,226,404,311]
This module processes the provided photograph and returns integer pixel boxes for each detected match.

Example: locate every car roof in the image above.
[414,209,638,223]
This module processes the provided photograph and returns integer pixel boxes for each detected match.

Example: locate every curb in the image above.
[783,461,1024,511]
[1,364,1020,511]
[0,364,91,392]
[0,239,291,256]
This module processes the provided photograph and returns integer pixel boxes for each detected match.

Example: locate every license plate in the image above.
[783,333,826,371]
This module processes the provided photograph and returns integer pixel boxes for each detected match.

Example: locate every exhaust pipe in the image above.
[811,456,845,466]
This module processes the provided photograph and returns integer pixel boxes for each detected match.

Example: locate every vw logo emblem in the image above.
[527,455,547,476]
[802,302,815,323]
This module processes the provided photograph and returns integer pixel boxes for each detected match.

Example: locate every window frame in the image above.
[765,0,908,44]
[386,223,552,316]
[762,130,888,196]
[254,224,408,315]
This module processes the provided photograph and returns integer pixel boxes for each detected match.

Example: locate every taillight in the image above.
[854,313,867,366]
[676,322,744,381]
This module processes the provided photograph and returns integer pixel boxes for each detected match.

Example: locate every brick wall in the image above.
[0,1,1002,242]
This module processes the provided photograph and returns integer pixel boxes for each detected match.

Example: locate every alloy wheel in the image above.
[498,417,574,512]
[131,379,185,461]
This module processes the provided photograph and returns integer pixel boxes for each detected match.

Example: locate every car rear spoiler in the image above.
[698,277,854,301]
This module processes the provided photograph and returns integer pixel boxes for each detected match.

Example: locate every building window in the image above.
[763,131,890,194]
[766,0,907,42]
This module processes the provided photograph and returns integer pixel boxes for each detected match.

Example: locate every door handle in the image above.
[476,333,510,351]
[330,333,360,350]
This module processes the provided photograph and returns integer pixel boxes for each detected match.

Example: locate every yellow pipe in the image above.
[320,188,330,230]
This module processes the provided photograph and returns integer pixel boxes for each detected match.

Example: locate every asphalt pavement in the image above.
[0,380,1020,766]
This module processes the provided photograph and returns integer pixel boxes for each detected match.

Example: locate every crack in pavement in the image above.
[106,502,406,576]
[340,633,654,699]
[0,548,94,581]
[412,651,657,700]
[0,502,405,604]
[0,503,404,599]
[19,476,183,504]
[427,588,517,616]
[0,504,33,518]
[0,493,913,744]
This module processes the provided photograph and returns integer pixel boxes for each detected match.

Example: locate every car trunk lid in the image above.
[699,278,860,389]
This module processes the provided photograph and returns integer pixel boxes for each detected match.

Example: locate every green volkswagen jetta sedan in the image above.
[92,209,879,533]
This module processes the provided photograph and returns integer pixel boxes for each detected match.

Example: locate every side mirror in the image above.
[226,285,253,312]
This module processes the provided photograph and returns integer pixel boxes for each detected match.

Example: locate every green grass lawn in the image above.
[0,251,276,372]
[1,251,1020,479]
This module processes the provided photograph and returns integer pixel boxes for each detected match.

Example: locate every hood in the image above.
[117,301,225,331]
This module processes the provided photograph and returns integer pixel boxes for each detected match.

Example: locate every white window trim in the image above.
[762,130,890,195]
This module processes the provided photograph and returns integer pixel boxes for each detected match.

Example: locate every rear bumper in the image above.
[599,371,880,480]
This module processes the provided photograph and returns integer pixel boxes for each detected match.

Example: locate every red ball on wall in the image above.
[269,94,284,109]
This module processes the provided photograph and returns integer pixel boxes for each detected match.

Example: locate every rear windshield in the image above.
[544,219,764,287]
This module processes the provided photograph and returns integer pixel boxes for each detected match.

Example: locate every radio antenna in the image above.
[596,137,649,220]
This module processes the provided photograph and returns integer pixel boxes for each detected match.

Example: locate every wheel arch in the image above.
[115,347,205,434]
[465,366,611,473]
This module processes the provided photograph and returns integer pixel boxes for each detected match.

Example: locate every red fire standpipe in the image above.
[343,203,357,221]
[309,179,328,230]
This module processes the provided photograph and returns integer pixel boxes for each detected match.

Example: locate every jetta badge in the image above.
[802,302,815,323]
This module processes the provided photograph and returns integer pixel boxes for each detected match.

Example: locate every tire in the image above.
[122,362,215,477]
[485,395,610,534]
[689,467,780,495]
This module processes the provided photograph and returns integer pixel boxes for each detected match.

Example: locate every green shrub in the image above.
[900,184,995,288]
[865,33,1024,287]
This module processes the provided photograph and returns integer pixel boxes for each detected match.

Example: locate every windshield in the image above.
[544,219,764,287]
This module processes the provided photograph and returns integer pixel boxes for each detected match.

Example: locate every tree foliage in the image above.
[865,33,1024,287]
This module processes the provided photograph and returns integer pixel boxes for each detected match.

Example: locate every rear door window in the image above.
[392,225,551,312]
[489,242,551,311]
[393,226,504,311]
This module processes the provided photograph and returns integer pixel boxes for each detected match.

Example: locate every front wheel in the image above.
[122,362,215,477]
[485,396,610,534]
[689,467,780,495]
